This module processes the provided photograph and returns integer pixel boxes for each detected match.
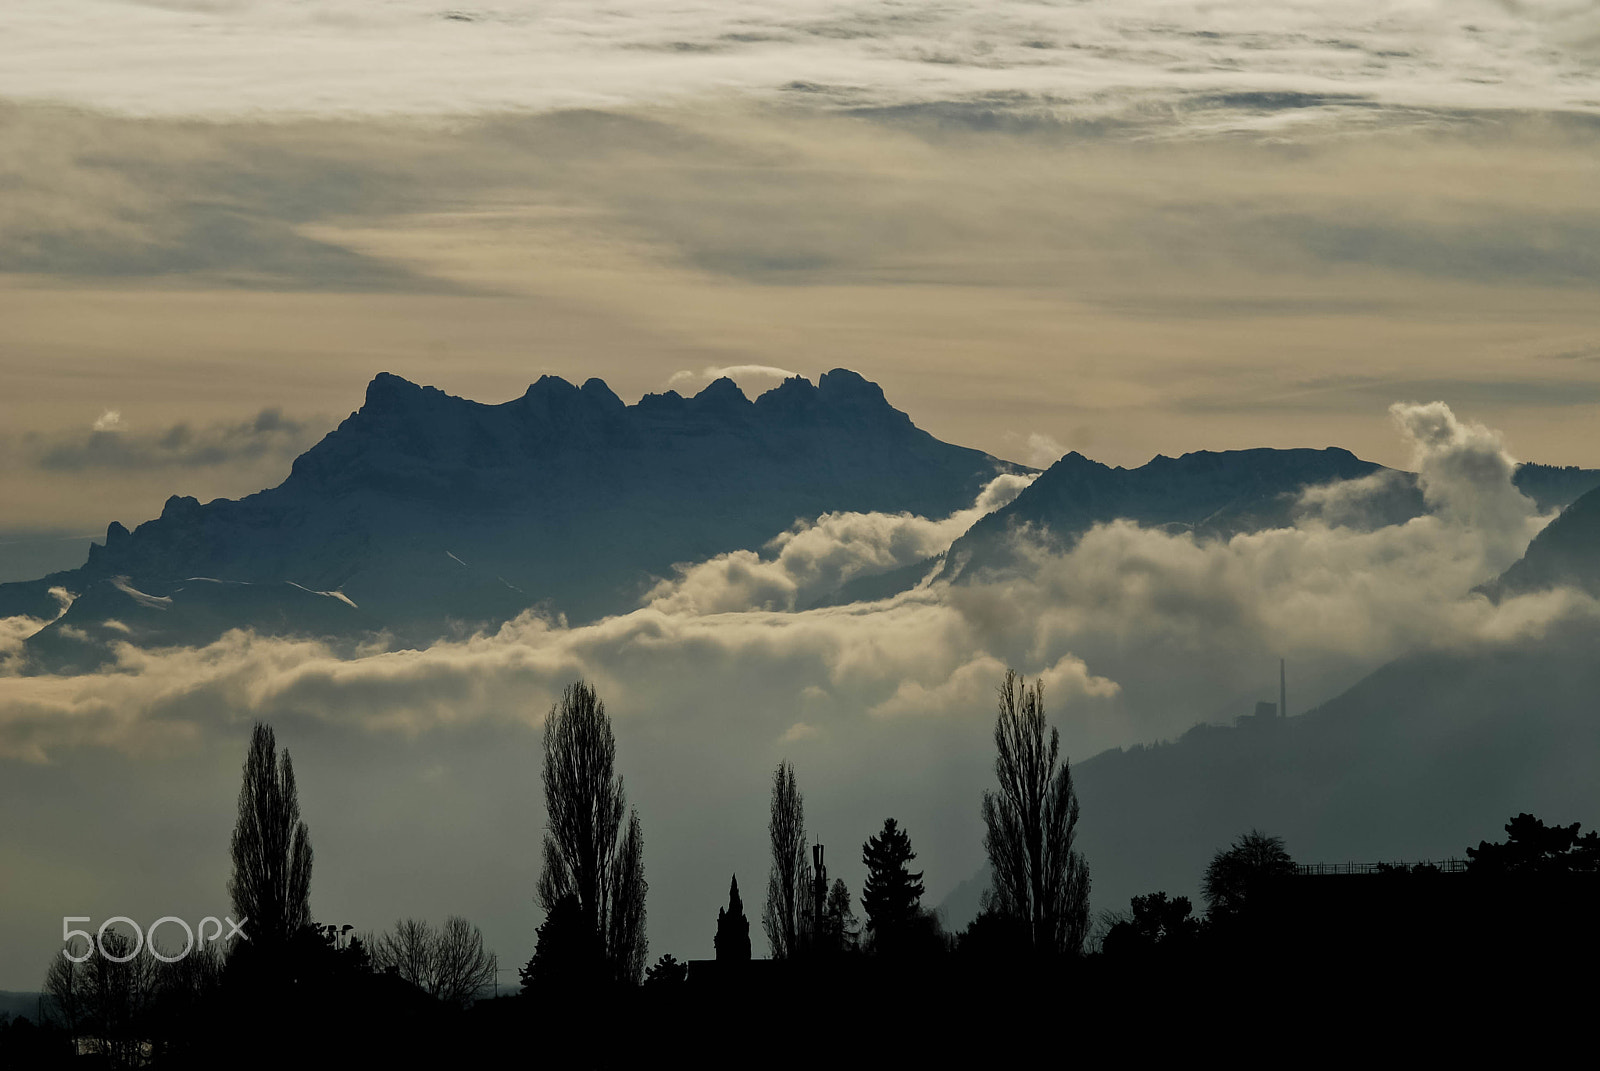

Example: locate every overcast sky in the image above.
[5,1,1597,119]
[3,0,1599,534]
[3,0,1600,989]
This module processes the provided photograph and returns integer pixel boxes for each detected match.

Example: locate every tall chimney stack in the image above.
[1280,658,1287,719]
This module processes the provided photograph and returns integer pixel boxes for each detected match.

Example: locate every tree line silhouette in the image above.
[8,669,1599,1065]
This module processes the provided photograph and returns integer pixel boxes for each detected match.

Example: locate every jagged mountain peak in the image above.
[689,376,750,414]
[816,366,882,400]
[313,370,924,472]
[520,373,576,399]
[929,443,1394,587]
[752,373,818,414]
[580,377,626,410]
[362,369,446,411]
[350,368,905,427]
[1145,445,1359,468]
[0,367,1020,666]
[293,368,934,493]
[160,494,203,518]
[513,373,628,408]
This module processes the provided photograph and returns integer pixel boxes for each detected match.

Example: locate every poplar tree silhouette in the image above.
[980,670,1090,958]
[229,721,313,953]
[762,761,811,959]
[861,818,925,953]
[370,917,498,1008]
[536,680,648,986]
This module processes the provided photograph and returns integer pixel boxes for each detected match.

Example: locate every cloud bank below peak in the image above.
[646,472,1034,616]
[1,400,1590,768]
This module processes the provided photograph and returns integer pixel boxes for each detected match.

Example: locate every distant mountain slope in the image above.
[1,369,1023,668]
[942,469,1600,921]
[933,451,1600,588]
[1486,480,1600,599]
[23,577,370,674]
[817,453,1600,608]
[0,991,44,1022]
[1068,625,1600,919]
[933,447,1390,585]
[1511,463,1600,515]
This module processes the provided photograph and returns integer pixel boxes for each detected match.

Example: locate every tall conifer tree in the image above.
[861,818,925,951]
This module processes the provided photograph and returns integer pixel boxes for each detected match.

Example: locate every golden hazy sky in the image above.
[4,101,1599,534]
[5,2,1600,533]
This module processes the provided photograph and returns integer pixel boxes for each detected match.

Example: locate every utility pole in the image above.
[812,844,827,953]
[1280,658,1287,719]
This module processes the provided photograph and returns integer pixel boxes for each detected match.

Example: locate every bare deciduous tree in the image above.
[373,918,433,991]
[44,931,159,1069]
[229,721,313,951]
[537,680,648,985]
[43,952,85,1050]
[372,916,498,1008]
[980,670,1090,958]
[762,760,812,959]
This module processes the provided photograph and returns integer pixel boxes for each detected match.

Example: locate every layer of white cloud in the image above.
[0,401,1589,767]
[1393,400,1536,544]
[2,1,1595,129]
[665,365,798,389]
[646,472,1033,615]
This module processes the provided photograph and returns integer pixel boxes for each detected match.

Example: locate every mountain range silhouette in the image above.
[6,370,1599,676]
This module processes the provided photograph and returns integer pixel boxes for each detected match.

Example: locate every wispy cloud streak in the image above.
[2,1,1595,129]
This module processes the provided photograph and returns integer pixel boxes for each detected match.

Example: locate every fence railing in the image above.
[1295,859,1467,876]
